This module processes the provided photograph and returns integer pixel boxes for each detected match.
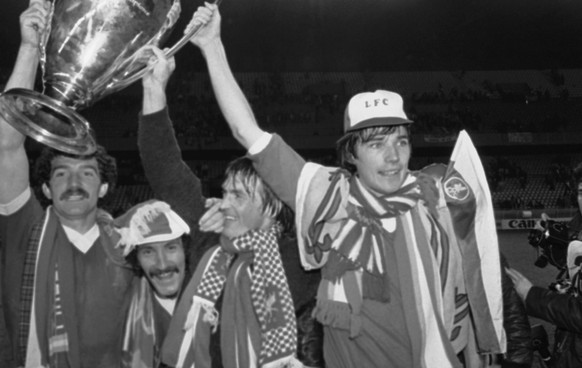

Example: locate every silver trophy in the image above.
[0,0,215,155]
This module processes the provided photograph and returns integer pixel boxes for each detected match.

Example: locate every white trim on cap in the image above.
[344,90,413,132]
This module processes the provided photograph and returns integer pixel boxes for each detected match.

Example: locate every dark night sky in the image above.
[1,0,582,72]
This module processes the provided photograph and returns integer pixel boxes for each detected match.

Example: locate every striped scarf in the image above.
[300,168,463,367]
[28,208,80,368]
[18,216,44,363]
[318,170,439,295]
[162,223,301,368]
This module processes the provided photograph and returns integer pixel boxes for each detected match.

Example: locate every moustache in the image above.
[60,188,89,201]
[148,266,179,278]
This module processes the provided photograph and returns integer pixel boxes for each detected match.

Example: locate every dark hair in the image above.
[574,162,582,186]
[336,124,412,174]
[125,248,143,277]
[223,157,294,234]
[124,234,191,277]
[296,299,324,367]
[32,145,118,209]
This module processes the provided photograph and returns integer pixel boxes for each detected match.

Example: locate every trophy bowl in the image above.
[0,0,213,155]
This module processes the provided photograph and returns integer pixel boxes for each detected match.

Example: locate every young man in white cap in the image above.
[186,4,507,368]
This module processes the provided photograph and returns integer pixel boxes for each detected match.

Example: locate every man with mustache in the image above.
[99,43,229,368]
[185,4,508,368]
[112,199,202,368]
[0,2,133,367]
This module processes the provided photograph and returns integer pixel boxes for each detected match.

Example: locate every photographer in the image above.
[506,265,582,367]
[501,254,535,368]
[505,163,582,367]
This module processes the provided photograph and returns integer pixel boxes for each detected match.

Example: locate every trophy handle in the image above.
[109,0,222,93]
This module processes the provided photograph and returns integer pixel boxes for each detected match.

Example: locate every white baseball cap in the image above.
[343,90,413,133]
[113,200,190,256]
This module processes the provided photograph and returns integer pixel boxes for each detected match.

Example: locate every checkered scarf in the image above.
[18,216,44,363]
[161,223,300,368]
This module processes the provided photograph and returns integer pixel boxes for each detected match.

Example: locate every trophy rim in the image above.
[0,88,97,156]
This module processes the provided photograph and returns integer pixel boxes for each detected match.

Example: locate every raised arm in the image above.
[187,3,264,150]
[186,4,309,212]
[0,0,49,204]
[138,47,206,229]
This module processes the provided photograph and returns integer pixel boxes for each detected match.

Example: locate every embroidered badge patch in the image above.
[261,283,287,330]
[444,176,470,201]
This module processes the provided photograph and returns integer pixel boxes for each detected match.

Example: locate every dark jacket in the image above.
[526,285,582,368]
[519,211,582,367]
[502,255,534,367]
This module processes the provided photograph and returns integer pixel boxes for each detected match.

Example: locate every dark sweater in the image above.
[138,108,218,273]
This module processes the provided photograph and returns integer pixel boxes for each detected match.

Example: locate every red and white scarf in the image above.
[296,167,463,367]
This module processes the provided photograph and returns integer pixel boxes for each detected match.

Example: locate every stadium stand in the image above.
[5,67,581,213]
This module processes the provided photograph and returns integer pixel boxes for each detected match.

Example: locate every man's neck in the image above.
[154,294,177,315]
[54,210,99,235]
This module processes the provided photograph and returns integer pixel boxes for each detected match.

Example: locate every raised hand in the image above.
[199,198,224,234]
[141,46,176,92]
[20,0,50,50]
[186,2,221,50]
[505,267,533,302]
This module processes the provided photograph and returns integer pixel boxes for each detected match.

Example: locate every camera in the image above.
[528,218,569,270]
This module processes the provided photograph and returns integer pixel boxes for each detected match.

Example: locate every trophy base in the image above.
[0,88,96,155]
